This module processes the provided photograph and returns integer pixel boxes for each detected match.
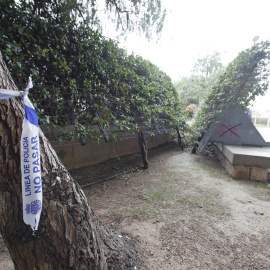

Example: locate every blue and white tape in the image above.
[0,77,42,231]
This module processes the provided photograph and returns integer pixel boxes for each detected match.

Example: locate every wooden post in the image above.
[191,133,204,154]
[176,127,184,150]
[138,130,149,169]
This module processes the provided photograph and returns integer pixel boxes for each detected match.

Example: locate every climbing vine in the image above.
[0,0,185,142]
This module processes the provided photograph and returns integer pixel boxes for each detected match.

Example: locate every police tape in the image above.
[0,77,42,231]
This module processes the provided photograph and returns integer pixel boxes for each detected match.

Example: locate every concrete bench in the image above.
[212,143,270,183]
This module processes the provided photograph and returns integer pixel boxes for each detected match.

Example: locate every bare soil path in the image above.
[1,144,270,269]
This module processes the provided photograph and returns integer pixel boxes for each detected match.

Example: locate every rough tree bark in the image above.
[138,130,148,169]
[0,53,138,269]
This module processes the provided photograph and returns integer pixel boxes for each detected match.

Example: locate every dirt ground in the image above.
[1,143,270,269]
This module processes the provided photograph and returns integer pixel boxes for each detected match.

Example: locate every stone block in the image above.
[231,166,250,180]
[250,167,268,182]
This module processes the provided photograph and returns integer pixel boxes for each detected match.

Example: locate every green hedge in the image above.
[252,117,268,125]
[0,0,186,141]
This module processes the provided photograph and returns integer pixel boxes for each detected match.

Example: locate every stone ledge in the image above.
[212,144,269,183]
[214,143,270,168]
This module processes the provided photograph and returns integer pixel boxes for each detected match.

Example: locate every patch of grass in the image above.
[176,193,230,217]
[147,190,168,203]
[148,171,163,176]
[177,195,210,208]
[146,182,177,206]
[163,222,178,233]
[106,171,186,223]
[143,171,182,204]
[177,196,192,202]
[194,158,230,180]
[255,183,270,189]
[151,208,160,218]
[111,206,149,221]
[130,208,148,220]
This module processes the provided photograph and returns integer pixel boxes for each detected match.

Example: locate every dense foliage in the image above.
[0,0,185,141]
[174,75,210,108]
[192,41,270,139]
[192,51,223,78]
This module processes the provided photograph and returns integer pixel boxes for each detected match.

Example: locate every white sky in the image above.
[99,0,270,109]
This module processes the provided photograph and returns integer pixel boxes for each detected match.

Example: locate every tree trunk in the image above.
[0,53,138,269]
[175,127,184,151]
[191,133,204,154]
[138,130,148,169]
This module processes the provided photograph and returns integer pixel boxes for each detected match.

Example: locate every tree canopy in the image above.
[193,51,223,78]
[4,0,166,40]
[100,0,167,40]
[174,51,224,110]
[0,0,185,142]
[174,75,205,107]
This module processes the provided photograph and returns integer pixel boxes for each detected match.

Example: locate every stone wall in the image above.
[50,133,172,170]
